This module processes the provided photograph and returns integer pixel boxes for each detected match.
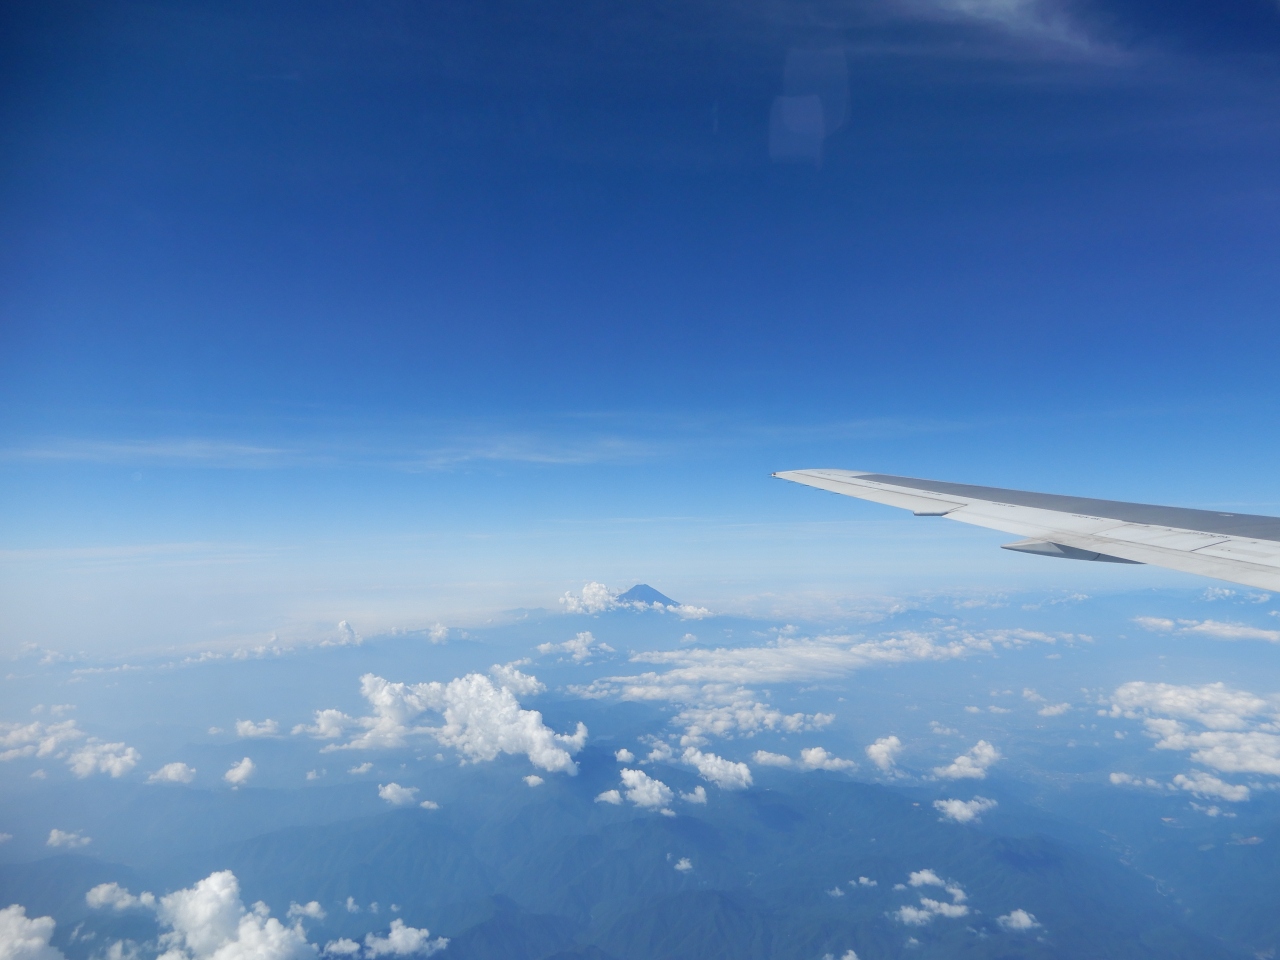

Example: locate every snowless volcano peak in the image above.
[615,584,678,607]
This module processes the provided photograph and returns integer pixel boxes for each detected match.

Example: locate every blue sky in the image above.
[4,0,1280,656]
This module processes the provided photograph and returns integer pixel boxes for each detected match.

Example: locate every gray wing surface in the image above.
[773,469,1280,592]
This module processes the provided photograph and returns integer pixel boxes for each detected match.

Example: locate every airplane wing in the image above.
[773,468,1280,592]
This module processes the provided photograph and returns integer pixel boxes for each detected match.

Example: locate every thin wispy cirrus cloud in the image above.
[885,0,1119,58]
[1,422,672,473]
[1,410,981,479]
[0,438,294,468]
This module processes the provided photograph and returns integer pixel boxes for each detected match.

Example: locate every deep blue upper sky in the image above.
[4,0,1280,652]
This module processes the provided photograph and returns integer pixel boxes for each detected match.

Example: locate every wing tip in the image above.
[773,468,873,481]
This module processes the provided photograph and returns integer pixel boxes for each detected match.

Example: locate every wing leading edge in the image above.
[773,469,1280,592]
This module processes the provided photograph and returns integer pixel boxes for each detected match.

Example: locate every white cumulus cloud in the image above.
[523,775,544,787]
[0,719,84,763]
[893,871,969,925]
[594,789,622,805]
[67,740,140,779]
[584,627,1075,698]
[148,763,196,785]
[286,904,325,921]
[866,736,902,771]
[1173,771,1250,802]
[1110,681,1274,730]
[47,829,90,849]
[751,750,793,767]
[1134,617,1280,643]
[155,871,315,960]
[377,783,419,806]
[536,632,615,663]
[1109,772,1165,789]
[363,920,447,957]
[933,797,997,823]
[224,758,255,788]
[87,884,155,911]
[235,720,280,739]
[682,747,752,789]
[293,711,353,740]
[0,904,65,960]
[559,582,617,614]
[674,858,692,872]
[1109,680,1280,780]
[301,670,586,775]
[908,869,944,888]
[672,698,832,748]
[934,741,1000,780]
[618,769,674,810]
[558,583,709,618]
[90,872,318,960]
[680,785,707,804]
[798,747,856,772]
[997,909,1042,931]
[574,626,1073,757]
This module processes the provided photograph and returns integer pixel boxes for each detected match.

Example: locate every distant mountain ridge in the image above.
[13,753,1246,960]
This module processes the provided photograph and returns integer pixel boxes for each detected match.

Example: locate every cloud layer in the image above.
[1109,681,1280,784]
